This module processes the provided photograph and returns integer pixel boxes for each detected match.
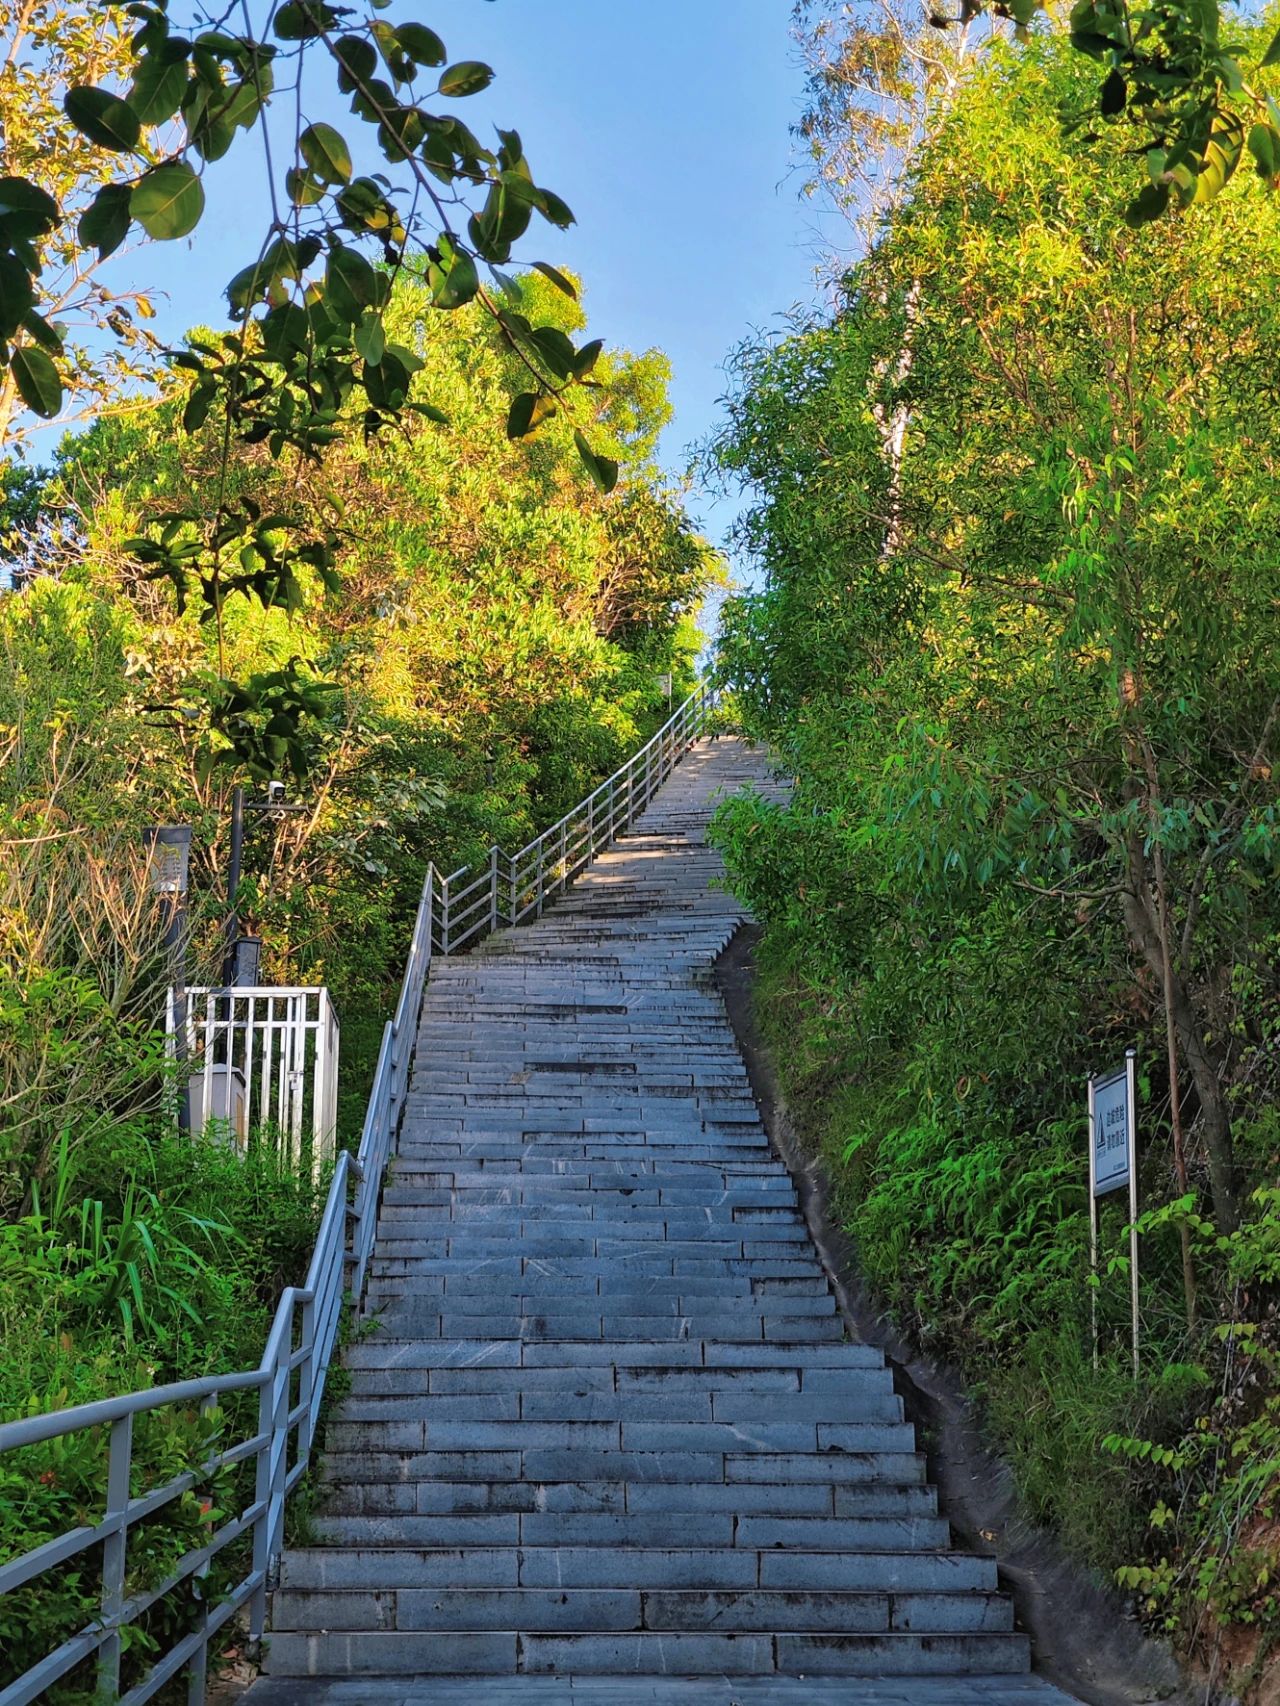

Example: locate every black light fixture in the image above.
[231,933,263,987]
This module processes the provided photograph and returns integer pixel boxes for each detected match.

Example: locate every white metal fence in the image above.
[0,683,719,1705]
[169,986,340,1178]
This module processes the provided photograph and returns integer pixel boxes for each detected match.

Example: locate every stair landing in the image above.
[252,739,1079,1704]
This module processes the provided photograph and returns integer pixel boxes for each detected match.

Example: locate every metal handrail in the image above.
[0,682,717,1705]
[433,680,717,954]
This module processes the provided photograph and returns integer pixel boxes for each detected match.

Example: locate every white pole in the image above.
[1087,1072,1099,1373]
[1127,1047,1140,1378]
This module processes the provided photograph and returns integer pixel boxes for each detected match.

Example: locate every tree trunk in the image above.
[1121,858,1239,1233]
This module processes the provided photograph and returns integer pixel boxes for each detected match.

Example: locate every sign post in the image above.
[1087,1048,1139,1376]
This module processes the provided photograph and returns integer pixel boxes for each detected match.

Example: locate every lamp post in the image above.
[222,781,303,987]
[143,824,192,1133]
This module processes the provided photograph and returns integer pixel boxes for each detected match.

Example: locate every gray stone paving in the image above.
[251,740,1078,1701]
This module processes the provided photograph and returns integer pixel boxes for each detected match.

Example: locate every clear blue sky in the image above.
[123,1,831,577]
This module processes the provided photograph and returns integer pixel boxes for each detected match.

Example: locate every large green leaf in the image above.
[273,0,339,40]
[0,253,35,340]
[506,390,558,440]
[430,245,478,309]
[131,163,205,239]
[439,60,493,97]
[0,177,59,242]
[130,44,191,125]
[11,344,62,418]
[78,183,132,257]
[64,86,142,152]
[573,429,618,494]
[531,261,577,300]
[396,22,445,66]
[300,122,353,186]
[324,243,377,322]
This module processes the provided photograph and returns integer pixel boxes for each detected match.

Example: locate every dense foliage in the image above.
[710,30,1280,1688]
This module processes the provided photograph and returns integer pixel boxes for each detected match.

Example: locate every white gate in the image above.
[167,985,340,1177]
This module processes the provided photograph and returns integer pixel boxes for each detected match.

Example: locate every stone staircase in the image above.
[256,739,1071,1699]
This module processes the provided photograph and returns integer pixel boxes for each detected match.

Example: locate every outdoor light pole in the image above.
[221,780,303,986]
[143,824,193,1134]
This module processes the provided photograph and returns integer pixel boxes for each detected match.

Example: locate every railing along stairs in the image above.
[0,681,719,1706]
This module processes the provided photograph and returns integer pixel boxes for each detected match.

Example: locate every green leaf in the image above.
[1247,122,1278,180]
[131,162,205,238]
[439,60,493,97]
[430,245,478,309]
[395,22,446,66]
[0,177,59,242]
[531,260,577,300]
[354,311,385,364]
[532,185,574,229]
[528,324,576,378]
[300,122,353,185]
[79,183,132,257]
[130,43,190,125]
[334,34,378,91]
[0,253,35,341]
[324,242,377,322]
[182,378,216,432]
[1263,22,1280,66]
[273,0,339,40]
[572,337,603,378]
[1100,69,1126,117]
[285,166,327,207]
[22,309,63,354]
[1123,181,1170,226]
[506,389,559,439]
[11,344,62,417]
[64,86,142,152]
[573,428,618,494]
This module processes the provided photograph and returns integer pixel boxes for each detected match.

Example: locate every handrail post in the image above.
[266,1333,290,1571]
[187,1391,218,1706]
[489,844,499,935]
[442,876,452,954]
[298,1290,317,1458]
[97,1412,132,1697]
[249,1373,273,1644]
[559,817,567,894]
[509,853,518,926]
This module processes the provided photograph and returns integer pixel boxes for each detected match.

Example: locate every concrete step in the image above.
[273,1585,1013,1634]
[264,1629,1030,1677]
[279,1548,995,1594]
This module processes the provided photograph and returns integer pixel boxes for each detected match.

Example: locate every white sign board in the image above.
[1087,1050,1140,1377]
[657,673,672,697]
[1090,1065,1132,1197]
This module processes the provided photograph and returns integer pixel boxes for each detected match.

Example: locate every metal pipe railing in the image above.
[0,683,716,1704]
[431,681,717,955]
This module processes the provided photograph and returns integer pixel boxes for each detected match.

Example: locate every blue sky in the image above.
[124,1,830,577]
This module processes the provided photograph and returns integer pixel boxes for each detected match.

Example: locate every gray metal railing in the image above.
[434,679,718,954]
[0,682,716,1705]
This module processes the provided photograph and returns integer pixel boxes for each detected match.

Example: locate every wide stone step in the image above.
[311,1509,953,1550]
[263,1629,1030,1677]
[350,1311,845,1343]
[314,1478,939,1519]
[273,1585,1013,1634]
[317,1442,929,1485]
[281,1547,996,1593]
